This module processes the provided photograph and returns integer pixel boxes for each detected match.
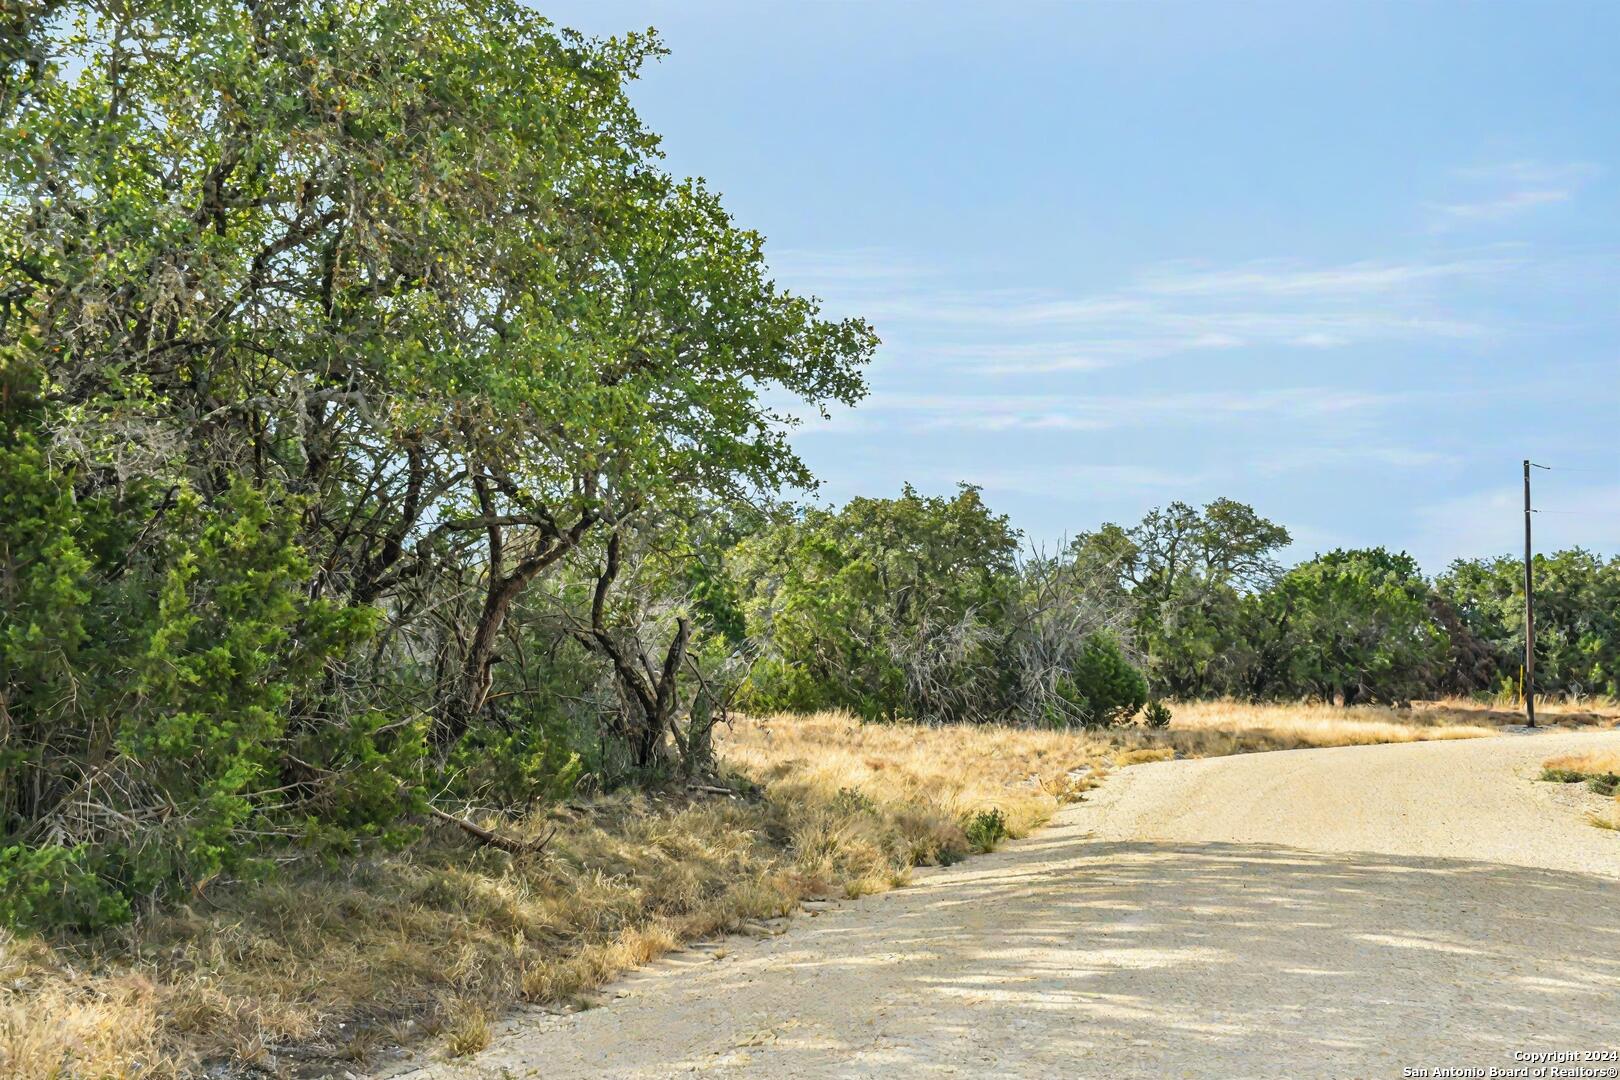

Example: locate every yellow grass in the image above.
[718,711,1123,843]
[1543,748,1620,777]
[1540,746,1620,830]
[0,714,1111,1079]
[0,698,1564,1078]
[1167,699,1500,751]
[1428,694,1620,727]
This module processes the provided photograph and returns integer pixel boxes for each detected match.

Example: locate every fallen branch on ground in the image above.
[428,805,556,855]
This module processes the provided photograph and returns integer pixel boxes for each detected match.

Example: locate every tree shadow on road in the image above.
[666,839,1620,1078]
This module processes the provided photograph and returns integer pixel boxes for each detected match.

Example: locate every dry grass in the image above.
[1428,694,1620,728]
[0,697,1573,1078]
[717,711,1126,845]
[1543,748,1620,777]
[1541,746,1620,831]
[1165,699,1500,753]
[0,713,1113,1079]
[0,935,165,1080]
[441,1007,493,1058]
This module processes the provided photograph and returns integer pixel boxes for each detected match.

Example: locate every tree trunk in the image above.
[569,531,693,770]
[435,493,593,750]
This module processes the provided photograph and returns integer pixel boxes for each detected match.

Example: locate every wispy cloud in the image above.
[853,292,1144,329]
[841,387,1408,434]
[952,463,1201,500]
[1435,188,1572,223]
[927,334,1243,374]
[768,247,937,289]
[1134,257,1514,297]
[1432,160,1601,228]
[1255,445,1462,475]
[1454,161,1602,186]
[775,248,1506,376]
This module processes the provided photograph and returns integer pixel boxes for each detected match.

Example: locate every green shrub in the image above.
[1053,634,1149,727]
[832,787,879,817]
[1587,774,1620,797]
[1538,767,1619,796]
[443,720,585,809]
[0,844,130,932]
[965,808,1009,852]
[0,475,391,926]
[1542,768,1590,783]
[1143,700,1173,729]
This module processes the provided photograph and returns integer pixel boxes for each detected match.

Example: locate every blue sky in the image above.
[541,0,1620,573]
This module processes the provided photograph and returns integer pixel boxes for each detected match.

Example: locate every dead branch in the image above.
[686,783,735,796]
[428,805,556,856]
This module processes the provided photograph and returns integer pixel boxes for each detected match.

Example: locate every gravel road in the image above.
[396,730,1620,1079]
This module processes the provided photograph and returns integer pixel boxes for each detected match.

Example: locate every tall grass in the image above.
[1167,699,1500,751]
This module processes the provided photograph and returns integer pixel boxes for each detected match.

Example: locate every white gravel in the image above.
[394,730,1620,1080]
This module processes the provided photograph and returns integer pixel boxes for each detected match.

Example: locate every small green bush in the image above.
[1053,634,1149,727]
[1143,700,1173,729]
[965,808,1009,852]
[0,477,395,929]
[1538,767,1620,797]
[0,844,130,932]
[832,787,878,817]
[442,718,585,809]
[1543,767,1592,784]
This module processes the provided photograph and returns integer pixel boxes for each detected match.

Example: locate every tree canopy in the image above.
[0,0,875,927]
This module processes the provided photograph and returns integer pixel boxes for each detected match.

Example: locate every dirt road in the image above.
[398,731,1620,1079]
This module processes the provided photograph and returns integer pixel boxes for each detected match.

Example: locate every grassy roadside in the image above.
[0,699,1581,1079]
[1541,746,1620,830]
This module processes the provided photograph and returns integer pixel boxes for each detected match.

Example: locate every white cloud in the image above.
[854,292,1146,329]
[927,333,1244,374]
[854,285,1488,342]
[1454,161,1602,186]
[773,249,1504,377]
[768,247,935,287]
[954,463,1200,499]
[848,387,1408,434]
[1434,189,1572,223]
[1256,445,1462,475]
[1291,332,1349,348]
[1432,160,1601,228]
[1134,257,1514,297]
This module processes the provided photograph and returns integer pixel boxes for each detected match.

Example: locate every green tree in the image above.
[1264,548,1446,705]
[0,0,873,923]
[1053,633,1149,727]
[734,485,1020,722]
[1070,499,1290,696]
[1437,550,1620,697]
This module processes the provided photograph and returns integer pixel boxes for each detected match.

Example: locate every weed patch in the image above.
[965,809,1010,852]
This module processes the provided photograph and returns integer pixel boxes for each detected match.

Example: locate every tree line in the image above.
[3,0,1615,931]
[722,488,1619,722]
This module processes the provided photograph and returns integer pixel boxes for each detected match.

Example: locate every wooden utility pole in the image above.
[1523,460,1536,728]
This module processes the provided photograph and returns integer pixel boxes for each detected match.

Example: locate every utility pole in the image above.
[1523,460,1536,728]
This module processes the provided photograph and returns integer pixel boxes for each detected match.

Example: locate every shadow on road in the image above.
[656,839,1620,1077]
